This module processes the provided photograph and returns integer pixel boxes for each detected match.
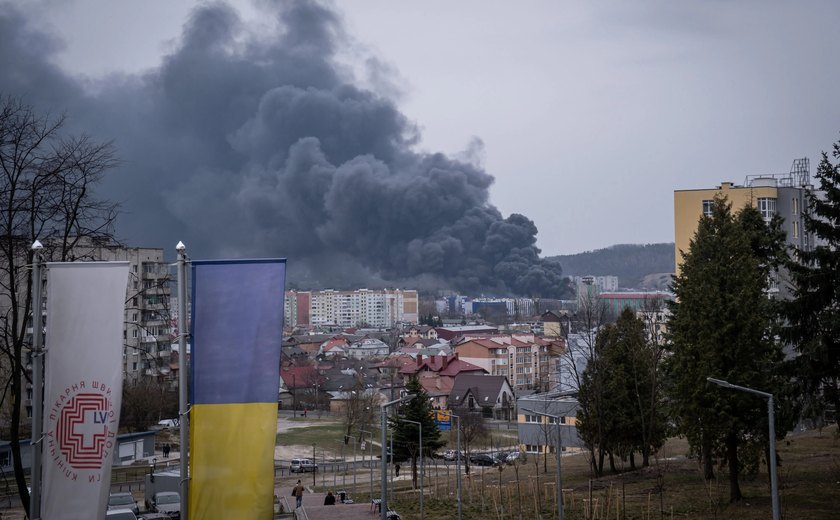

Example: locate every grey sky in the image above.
[3,0,839,291]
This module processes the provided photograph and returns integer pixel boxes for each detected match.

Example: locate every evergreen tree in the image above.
[389,377,445,487]
[665,196,786,503]
[577,308,666,475]
[783,139,840,429]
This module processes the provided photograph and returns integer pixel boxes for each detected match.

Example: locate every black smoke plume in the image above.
[0,1,570,298]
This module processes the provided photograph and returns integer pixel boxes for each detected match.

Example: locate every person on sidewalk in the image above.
[324,491,336,505]
[292,480,305,509]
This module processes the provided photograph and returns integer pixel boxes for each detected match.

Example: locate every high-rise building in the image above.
[78,240,174,383]
[285,288,418,328]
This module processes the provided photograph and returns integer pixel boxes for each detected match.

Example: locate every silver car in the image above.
[108,493,140,515]
[151,491,180,518]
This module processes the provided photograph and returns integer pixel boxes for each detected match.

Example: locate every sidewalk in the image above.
[299,491,379,520]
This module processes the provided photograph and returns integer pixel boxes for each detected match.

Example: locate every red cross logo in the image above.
[56,394,110,469]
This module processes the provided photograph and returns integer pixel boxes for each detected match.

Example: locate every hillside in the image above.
[548,243,675,289]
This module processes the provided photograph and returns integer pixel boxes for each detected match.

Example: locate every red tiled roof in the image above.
[400,355,486,376]
[280,366,317,388]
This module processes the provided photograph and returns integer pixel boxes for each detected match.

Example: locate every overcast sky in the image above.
[3,0,839,290]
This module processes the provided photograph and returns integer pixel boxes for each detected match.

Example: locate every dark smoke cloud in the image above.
[0,0,570,298]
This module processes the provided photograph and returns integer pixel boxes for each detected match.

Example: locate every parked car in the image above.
[469,453,500,466]
[108,492,140,515]
[505,451,523,463]
[150,491,180,518]
[290,458,318,473]
[106,510,138,520]
[442,449,464,461]
[139,515,171,520]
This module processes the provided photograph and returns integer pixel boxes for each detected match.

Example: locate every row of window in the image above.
[524,414,567,424]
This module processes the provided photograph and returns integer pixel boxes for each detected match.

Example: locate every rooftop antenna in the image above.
[790,157,810,187]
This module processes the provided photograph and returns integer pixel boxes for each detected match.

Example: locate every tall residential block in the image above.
[285,288,418,328]
[674,158,814,288]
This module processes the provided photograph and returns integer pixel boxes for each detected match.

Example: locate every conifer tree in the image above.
[783,139,840,429]
[389,377,445,487]
[665,196,786,503]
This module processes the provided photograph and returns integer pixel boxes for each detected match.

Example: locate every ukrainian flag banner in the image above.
[189,259,286,519]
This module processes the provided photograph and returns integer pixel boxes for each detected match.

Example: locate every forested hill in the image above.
[548,243,675,290]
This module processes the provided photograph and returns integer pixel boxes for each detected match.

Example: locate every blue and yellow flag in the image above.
[189,259,286,520]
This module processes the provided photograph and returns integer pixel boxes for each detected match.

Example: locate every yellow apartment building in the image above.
[673,159,813,282]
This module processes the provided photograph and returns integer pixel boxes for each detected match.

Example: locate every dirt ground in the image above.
[275,416,327,460]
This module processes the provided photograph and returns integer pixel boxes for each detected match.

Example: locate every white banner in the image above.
[41,262,129,520]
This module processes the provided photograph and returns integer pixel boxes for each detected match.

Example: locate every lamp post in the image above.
[360,429,374,498]
[522,407,563,520]
[707,377,779,520]
[400,419,424,520]
[443,411,463,520]
[312,443,317,488]
[380,394,416,520]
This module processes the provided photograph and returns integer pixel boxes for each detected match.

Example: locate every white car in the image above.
[150,491,181,518]
[106,509,138,520]
[290,458,318,473]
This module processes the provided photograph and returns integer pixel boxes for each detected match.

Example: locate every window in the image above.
[792,221,799,239]
[525,444,541,453]
[792,197,799,215]
[702,200,714,217]
[525,414,540,423]
[757,197,777,222]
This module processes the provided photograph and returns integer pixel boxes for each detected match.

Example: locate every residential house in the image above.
[517,390,584,455]
[417,373,455,410]
[405,325,438,339]
[448,374,515,420]
[346,338,390,359]
[399,354,487,381]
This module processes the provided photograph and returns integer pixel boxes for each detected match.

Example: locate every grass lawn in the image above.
[381,424,840,519]
[278,418,388,459]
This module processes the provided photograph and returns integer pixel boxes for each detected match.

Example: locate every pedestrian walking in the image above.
[292,479,305,509]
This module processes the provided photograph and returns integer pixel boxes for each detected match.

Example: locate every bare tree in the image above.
[455,407,487,475]
[342,376,377,442]
[0,96,119,516]
[558,285,611,476]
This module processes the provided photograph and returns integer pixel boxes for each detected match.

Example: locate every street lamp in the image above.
[522,407,563,520]
[400,418,424,520]
[380,394,415,520]
[359,429,374,498]
[442,411,463,520]
[707,377,779,520]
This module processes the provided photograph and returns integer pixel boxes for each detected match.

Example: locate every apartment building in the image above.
[81,241,175,384]
[285,289,418,328]
[16,240,174,420]
[453,334,564,390]
[674,158,815,282]
[573,275,618,293]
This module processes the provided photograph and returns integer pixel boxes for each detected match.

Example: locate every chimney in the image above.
[442,355,450,369]
[416,354,423,367]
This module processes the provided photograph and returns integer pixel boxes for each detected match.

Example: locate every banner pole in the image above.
[30,241,44,519]
[176,242,190,519]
